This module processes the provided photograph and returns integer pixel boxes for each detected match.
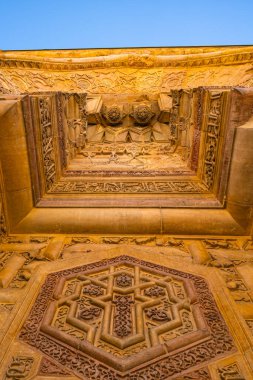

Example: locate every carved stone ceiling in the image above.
[0,46,253,235]
[0,46,253,380]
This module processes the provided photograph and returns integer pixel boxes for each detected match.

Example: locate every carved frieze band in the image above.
[1,48,253,70]
[202,91,226,190]
[1,63,253,96]
[38,97,57,190]
[48,180,208,194]
[0,196,7,238]
[64,93,87,163]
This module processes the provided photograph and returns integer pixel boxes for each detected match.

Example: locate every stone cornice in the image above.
[0,46,253,70]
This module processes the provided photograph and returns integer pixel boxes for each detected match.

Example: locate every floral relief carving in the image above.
[102,104,126,125]
[19,255,235,379]
[4,356,34,380]
[218,362,245,380]
[0,197,7,238]
[202,92,224,189]
[39,356,70,376]
[49,180,207,194]
[38,97,56,190]
[68,235,188,250]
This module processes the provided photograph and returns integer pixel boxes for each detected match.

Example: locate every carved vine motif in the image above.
[0,198,7,238]
[0,213,7,237]
[1,236,51,244]
[79,306,101,321]
[4,356,34,380]
[203,92,224,189]
[174,367,211,379]
[113,295,134,337]
[145,286,166,297]
[208,255,253,305]
[203,239,240,250]
[245,319,253,334]
[69,235,188,251]
[218,363,245,380]
[38,97,56,190]
[145,307,171,322]
[19,255,235,379]
[49,180,207,194]
[65,93,88,161]
[1,59,253,97]
[39,356,70,376]
[83,284,104,296]
[115,273,132,287]
[65,167,192,176]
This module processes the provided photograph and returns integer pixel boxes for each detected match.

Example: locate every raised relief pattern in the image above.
[19,255,235,379]
[38,97,56,190]
[4,356,34,380]
[218,362,245,380]
[203,92,224,189]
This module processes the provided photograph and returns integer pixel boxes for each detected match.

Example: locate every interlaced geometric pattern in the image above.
[20,256,235,379]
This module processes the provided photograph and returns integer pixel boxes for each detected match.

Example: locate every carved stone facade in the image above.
[0,47,253,379]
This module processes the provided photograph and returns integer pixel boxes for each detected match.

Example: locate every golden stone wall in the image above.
[0,47,253,379]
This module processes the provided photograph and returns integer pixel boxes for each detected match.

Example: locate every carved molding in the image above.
[1,47,253,71]
[48,180,208,194]
[202,91,226,190]
[38,96,57,190]
[0,197,7,238]
[1,64,253,96]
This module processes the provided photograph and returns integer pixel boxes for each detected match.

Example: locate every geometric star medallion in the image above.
[20,256,235,379]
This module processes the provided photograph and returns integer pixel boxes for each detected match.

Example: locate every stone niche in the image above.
[0,47,253,234]
[78,92,191,174]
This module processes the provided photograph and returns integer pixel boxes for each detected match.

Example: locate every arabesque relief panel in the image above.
[0,237,252,379]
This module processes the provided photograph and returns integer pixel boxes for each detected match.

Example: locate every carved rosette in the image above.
[19,255,235,379]
[131,104,155,125]
[102,104,126,125]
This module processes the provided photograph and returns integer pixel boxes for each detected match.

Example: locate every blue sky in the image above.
[1,0,252,50]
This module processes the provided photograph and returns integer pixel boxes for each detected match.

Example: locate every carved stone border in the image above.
[1,47,253,70]
[20,91,217,208]
[13,86,240,208]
